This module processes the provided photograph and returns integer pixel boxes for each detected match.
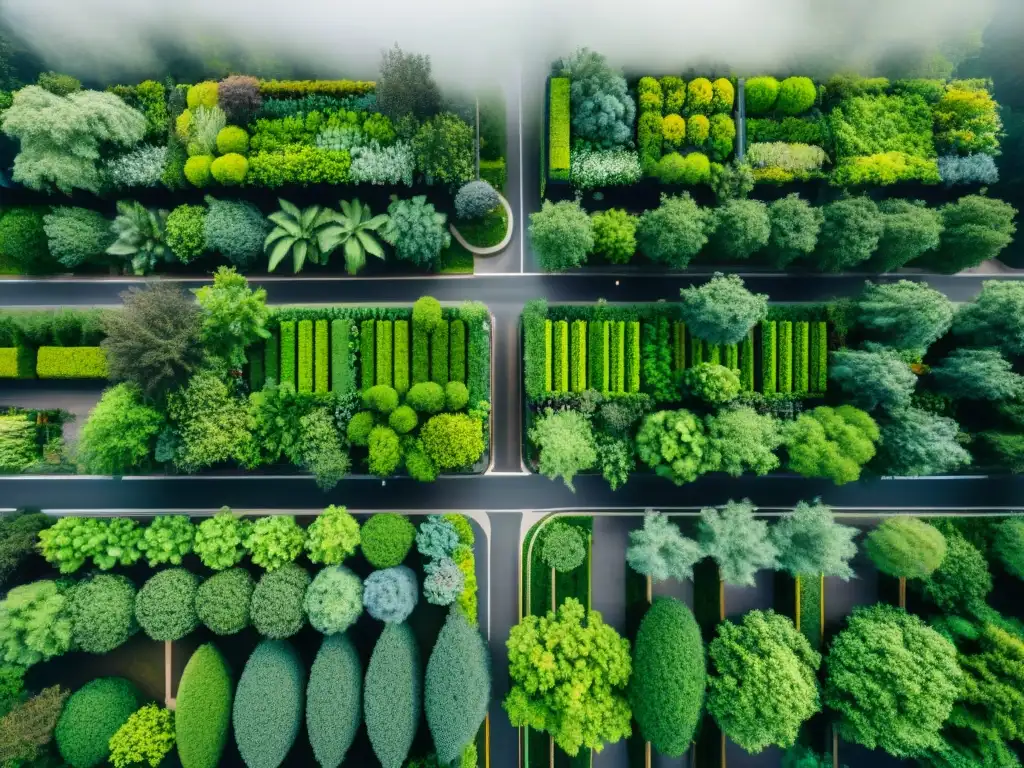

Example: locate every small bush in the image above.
[306,505,360,565]
[304,566,363,635]
[233,640,306,768]
[245,516,305,571]
[655,152,711,185]
[135,568,199,641]
[445,381,469,411]
[69,574,137,654]
[745,77,780,113]
[687,114,710,145]
[187,82,219,109]
[108,703,175,768]
[389,404,418,434]
[777,77,816,115]
[994,518,1024,580]
[363,384,399,414]
[194,509,251,571]
[407,381,446,413]
[455,180,500,220]
[421,413,485,470]
[204,197,268,270]
[166,204,207,263]
[712,78,735,113]
[662,114,686,148]
[541,521,586,572]
[250,563,310,639]
[138,515,194,568]
[423,557,465,605]
[364,622,421,768]
[210,153,248,186]
[215,126,249,155]
[687,78,713,113]
[412,296,442,332]
[184,155,213,187]
[195,568,254,635]
[346,411,376,446]
[307,634,362,768]
[175,644,232,768]
[368,425,401,476]
[0,207,53,274]
[684,362,741,404]
[361,513,416,568]
[363,565,419,623]
[56,677,141,768]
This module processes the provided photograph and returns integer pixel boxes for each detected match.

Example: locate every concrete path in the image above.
[487,511,522,768]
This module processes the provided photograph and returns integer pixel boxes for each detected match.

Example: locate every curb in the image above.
[450,194,515,256]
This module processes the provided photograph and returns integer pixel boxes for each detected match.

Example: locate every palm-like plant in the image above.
[319,199,390,275]
[105,201,171,275]
[264,199,336,273]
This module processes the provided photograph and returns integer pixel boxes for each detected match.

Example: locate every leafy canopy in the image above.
[626,511,703,582]
[679,273,768,345]
[865,517,947,579]
[770,501,858,579]
[698,500,778,586]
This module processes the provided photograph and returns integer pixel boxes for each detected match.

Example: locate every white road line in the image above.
[518,67,525,275]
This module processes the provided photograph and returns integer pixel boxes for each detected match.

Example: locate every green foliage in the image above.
[627,510,703,582]
[108,704,175,768]
[426,611,490,765]
[684,362,741,404]
[445,381,468,411]
[2,86,146,194]
[636,409,707,485]
[368,425,401,476]
[265,199,337,273]
[708,609,820,752]
[680,273,768,345]
[932,348,1024,402]
[704,406,782,478]
[504,598,631,756]
[165,204,207,263]
[745,77,780,113]
[363,565,418,623]
[106,201,171,275]
[857,280,953,350]
[922,535,992,615]
[36,517,102,574]
[233,640,306,768]
[699,500,778,586]
[407,381,445,413]
[765,194,822,268]
[43,207,114,269]
[954,281,1024,358]
[365,622,422,768]
[556,48,635,149]
[138,515,194,567]
[346,411,375,446]
[630,597,705,756]
[35,346,108,379]
[363,384,400,414]
[245,515,305,571]
[175,643,232,768]
[830,347,916,412]
[204,197,269,270]
[216,125,249,154]
[590,208,637,264]
[0,580,72,666]
[530,200,593,271]
[305,505,359,565]
[318,198,389,276]
[423,557,464,605]
[304,566,362,635]
[421,413,484,470]
[549,77,570,178]
[415,514,459,559]
[934,86,1001,155]
[194,508,251,570]
[777,77,816,114]
[307,633,362,768]
[195,266,271,370]
[184,155,212,187]
[711,198,770,259]
[782,405,879,485]
[195,568,253,635]
[994,519,1024,580]
[0,684,68,766]
[771,501,858,579]
[0,414,36,472]
[528,408,597,491]
[541,521,586,572]
[871,199,944,272]
[250,563,310,639]
[925,196,1017,274]
[826,605,960,757]
[0,206,53,274]
[0,511,49,590]
[814,197,883,271]
[413,112,474,186]
[135,568,198,641]
[56,678,141,768]
[654,151,711,185]
[383,195,450,268]
[38,71,81,96]
[865,517,947,579]
[878,407,971,477]
[361,513,416,568]
[69,574,136,654]
[413,296,442,331]
[377,44,441,121]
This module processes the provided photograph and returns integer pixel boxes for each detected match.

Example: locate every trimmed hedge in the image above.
[360,320,374,391]
[587,320,602,390]
[135,567,199,641]
[707,342,721,365]
[450,319,466,384]
[779,320,793,393]
[571,320,586,392]
[264,333,279,385]
[689,332,703,367]
[307,633,362,768]
[331,320,355,395]
[794,321,809,394]
[394,320,410,395]
[233,639,306,768]
[724,343,738,371]
[196,568,253,635]
[56,677,142,768]
[673,322,686,371]
[553,320,568,392]
[280,321,296,388]
[36,347,108,379]
[376,320,393,387]
[761,321,777,394]
[0,346,34,378]
[69,573,137,654]
[250,563,310,639]
[412,323,429,385]
[544,319,553,392]
[176,644,232,768]
[630,597,705,757]
[298,320,313,393]
[612,321,626,392]
[314,320,328,394]
[361,513,416,568]
[814,321,828,392]
[364,622,422,768]
[740,330,755,391]
[430,322,449,385]
[549,78,570,180]
[248,346,264,390]
[627,321,641,393]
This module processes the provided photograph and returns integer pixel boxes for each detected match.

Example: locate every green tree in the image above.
[782,405,879,485]
[829,347,917,412]
[135,568,198,641]
[303,566,362,635]
[376,44,441,121]
[305,505,359,565]
[555,48,636,149]
[766,194,822,269]
[857,280,954,351]
[0,511,49,590]
[708,610,820,753]
[877,408,971,477]
[630,597,705,756]
[679,273,768,345]
[684,363,741,404]
[636,409,708,486]
[307,634,361,768]
[703,406,782,477]
[698,500,778,586]
[365,622,422,768]
[420,413,484,470]
[813,197,884,272]
[590,208,637,264]
[953,281,1024,357]
[43,207,114,269]
[626,511,703,582]
[771,501,858,579]
[921,196,1017,274]
[382,195,451,269]
[195,568,253,635]
[233,640,305,768]
[711,198,770,260]
[865,517,947,579]
[921,535,992,615]
[870,199,944,272]
[504,598,631,756]
[826,605,961,757]
[413,113,474,186]
[175,643,232,768]
[360,514,415,568]
[529,408,597,491]
[77,384,164,474]
[932,348,1024,402]
[194,267,270,371]
[56,677,141,768]
[102,284,203,401]
[530,200,593,271]
[168,372,253,472]
[0,580,72,666]
[108,704,175,768]
[541,522,586,573]
[993,518,1024,580]
[636,193,711,269]
[69,574,137,654]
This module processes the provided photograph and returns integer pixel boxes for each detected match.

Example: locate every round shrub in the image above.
[662,114,686,148]
[444,381,469,411]
[187,82,219,110]
[196,568,254,635]
[70,574,137,654]
[0,580,72,666]
[655,152,711,185]
[108,703,175,768]
[306,505,360,565]
[421,413,485,470]
[346,411,376,446]
[994,518,1024,580]
[175,643,232,768]
[687,78,713,112]
[412,296,442,331]
[304,566,363,635]
[631,598,705,756]
[233,640,306,768]
[361,513,416,568]
[425,611,490,765]
[368,425,401,477]
[245,515,305,571]
[777,77,816,115]
[135,568,199,641]
[44,207,114,269]
[363,384,399,414]
[687,114,710,146]
[175,109,193,140]
[712,78,735,112]
[455,180,500,221]
[423,557,464,605]
[250,563,310,639]
[406,381,446,413]
[0,207,52,273]
[215,126,249,155]
[684,362,741,404]
[865,517,947,579]
[307,633,362,768]
[389,405,419,434]
[56,677,142,768]
[203,197,269,270]
[921,535,992,615]
[184,155,213,188]
[364,622,422,768]
[541,521,586,572]
[745,76,780,114]
[166,204,207,263]
[138,515,195,568]
[363,565,419,623]
[405,440,438,483]
[194,508,251,570]
[217,75,262,124]
[416,514,460,559]
[210,153,249,186]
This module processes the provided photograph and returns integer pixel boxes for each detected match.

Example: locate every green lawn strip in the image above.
[457,206,508,248]
[439,240,475,274]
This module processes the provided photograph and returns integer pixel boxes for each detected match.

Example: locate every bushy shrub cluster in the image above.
[56,677,142,768]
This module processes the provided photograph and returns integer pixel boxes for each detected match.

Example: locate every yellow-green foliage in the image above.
[175,110,193,140]
[549,78,570,180]
[187,82,219,110]
[210,154,248,186]
[36,347,108,379]
[215,126,249,155]
[687,78,714,113]
[662,114,686,147]
[256,79,375,98]
[184,155,213,187]
[687,114,710,145]
[176,644,232,768]
[712,79,735,112]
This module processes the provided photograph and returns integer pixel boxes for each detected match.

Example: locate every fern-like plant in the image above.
[319,199,389,275]
[382,194,451,268]
[264,199,336,273]
[105,201,171,275]
[186,105,226,156]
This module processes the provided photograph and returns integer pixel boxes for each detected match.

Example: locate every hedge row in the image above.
[0,346,108,379]
[612,321,626,392]
[707,342,721,365]
[673,323,686,371]
[450,320,466,384]
[233,639,306,768]
[626,321,641,393]
[395,320,410,395]
[779,320,793,393]
[461,303,490,407]
[412,323,429,385]
[376,320,393,388]
[543,319,553,392]
[360,321,374,391]
[571,320,587,392]
[587,320,605,390]
[249,346,265,390]
[264,333,279,385]
[330,320,355,395]
[280,321,296,389]
[724,343,738,370]
[298,320,313,393]
[811,321,828,393]
[553,320,568,392]
[549,78,570,181]
[794,321,809,394]
[762,320,777,395]
[176,644,232,768]
[314,320,328,394]
[431,322,449,385]
[740,331,755,391]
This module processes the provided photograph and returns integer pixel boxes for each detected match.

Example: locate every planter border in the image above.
[449,194,514,256]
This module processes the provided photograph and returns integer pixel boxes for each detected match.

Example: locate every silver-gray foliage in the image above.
[454,180,500,220]
[938,154,999,187]
[105,144,167,188]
